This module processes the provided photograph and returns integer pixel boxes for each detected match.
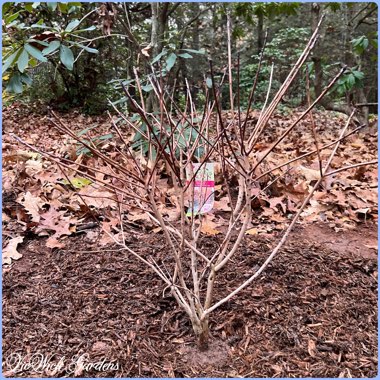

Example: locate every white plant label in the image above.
[186,163,215,216]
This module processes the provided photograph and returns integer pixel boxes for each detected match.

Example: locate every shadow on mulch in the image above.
[2,224,378,377]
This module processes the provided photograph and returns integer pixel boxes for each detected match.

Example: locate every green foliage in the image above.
[82,83,119,115]
[23,61,66,104]
[60,45,75,70]
[165,52,177,71]
[61,177,92,189]
[3,2,98,94]
[130,116,206,161]
[239,27,310,107]
[334,68,365,96]
[147,47,206,89]
[110,46,206,110]
[2,2,377,115]
[7,72,26,93]
[351,36,369,55]
[234,2,300,24]
[324,2,342,12]
[24,43,48,63]
[265,27,310,65]
[75,130,115,156]
[240,64,280,108]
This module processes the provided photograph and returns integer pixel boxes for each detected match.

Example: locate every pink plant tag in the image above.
[186,163,215,216]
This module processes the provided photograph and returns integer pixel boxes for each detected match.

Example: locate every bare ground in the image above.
[2,222,377,377]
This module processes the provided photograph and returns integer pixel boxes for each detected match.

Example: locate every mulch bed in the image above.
[2,224,378,377]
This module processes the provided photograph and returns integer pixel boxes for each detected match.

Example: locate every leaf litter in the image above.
[2,105,377,377]
[3,107,377,251]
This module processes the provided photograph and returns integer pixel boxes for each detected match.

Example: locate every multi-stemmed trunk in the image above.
[191,316,210,351]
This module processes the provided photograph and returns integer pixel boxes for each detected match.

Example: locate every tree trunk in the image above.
[192,317,209,351]
[190,2,201,102]
[148,2,170,112]
[311,3,323,98]
[151,2,159,57]
[174,16,186,102]
[257,12,264,54]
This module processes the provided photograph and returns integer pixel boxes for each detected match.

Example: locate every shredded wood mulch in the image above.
[2,223,377,378]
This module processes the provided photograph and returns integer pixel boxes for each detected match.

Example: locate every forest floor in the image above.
[2,105,378,377]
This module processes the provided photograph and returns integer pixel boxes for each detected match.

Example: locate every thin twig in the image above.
[202,111,356,318]
[324,159,377,177]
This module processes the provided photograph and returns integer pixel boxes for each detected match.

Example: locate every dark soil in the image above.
[2,222,378,377]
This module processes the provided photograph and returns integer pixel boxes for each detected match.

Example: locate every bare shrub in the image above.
[12,18,375,351]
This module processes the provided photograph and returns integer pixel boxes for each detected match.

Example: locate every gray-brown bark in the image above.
[257,12,264,54]
[192,317,209,351]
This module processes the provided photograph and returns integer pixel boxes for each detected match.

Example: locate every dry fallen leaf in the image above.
[17,191,44,222]
[200,217,221,236]
[78,186,116,209]
[3,150,40,163]
[214,196,232,212]
[268,196,286,213]
[36,207,76,249]
[164,208,181,222]
[25,159,43,176]
[298,165,321,182]
[46,236,65,249]
[351,139,364,149]
[99,218,122,246]
[127,210,151,223]
[3,236,24,265]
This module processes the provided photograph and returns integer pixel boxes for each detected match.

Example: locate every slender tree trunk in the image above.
[174,16,187,102]
[190,3,201,102]
[311,3,323,98]
[148,2,170,112]
[151,2,159,57]
[257,12,264,54]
